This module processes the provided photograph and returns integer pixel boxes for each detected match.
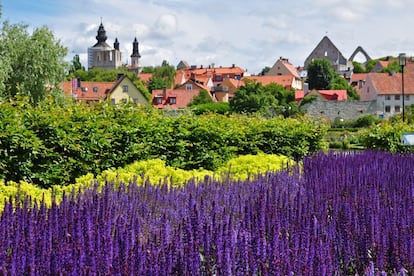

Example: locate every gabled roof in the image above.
[304,36,347,68]
[268,58,300,79]
[152,88,201,109]
[243,75,294,88]
[365,72,414,95]
[295,89,347,101]
[60,80,115,101]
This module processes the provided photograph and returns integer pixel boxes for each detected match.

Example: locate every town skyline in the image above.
[3,0,413,74]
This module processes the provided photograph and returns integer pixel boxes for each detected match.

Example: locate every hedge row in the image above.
[0,99,326,188]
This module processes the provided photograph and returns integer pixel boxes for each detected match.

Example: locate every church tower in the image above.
[87,22,123,70]
[130,37,141,68]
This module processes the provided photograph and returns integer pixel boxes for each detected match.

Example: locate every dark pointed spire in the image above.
[96,22,107,44]
[131,37,141,58]
[114,38,120,50]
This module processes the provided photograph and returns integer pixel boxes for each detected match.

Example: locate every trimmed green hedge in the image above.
[0,98,327,188]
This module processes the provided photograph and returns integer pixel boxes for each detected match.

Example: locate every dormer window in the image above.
[169,97,176,104]
[154,96,162,104]
[93,87,98,92]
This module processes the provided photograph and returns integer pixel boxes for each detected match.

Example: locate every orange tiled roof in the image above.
[138,73,153,84]
[366,72,414,95]
[350,73,368,83]
[279,59,300,78]
[152,88,201,108]
[243,75,294,88]
[60,81,115,101]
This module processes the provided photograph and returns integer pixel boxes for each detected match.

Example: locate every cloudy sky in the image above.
[2,0,413,74]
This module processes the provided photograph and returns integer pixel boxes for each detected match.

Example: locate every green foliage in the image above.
[0,21,67,104]
[147,60,175,91]
[352,61,365,73]
[216,153,294,180]
[230,79,298,117]
[0,99,326,188]
[307,58,335,90]
[365,59,378,73]
[359,120,413,152]
[191,102,230,115]
[379,61,402,73]
[260,66,271,75]
[68,54,84,73]
[188,89,213,106]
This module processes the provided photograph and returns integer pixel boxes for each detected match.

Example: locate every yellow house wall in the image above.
[108,78,149,105]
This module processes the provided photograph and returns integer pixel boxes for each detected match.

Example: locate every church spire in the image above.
[96,22,107,44]
[131,37,141,58]
[114,38,120,50]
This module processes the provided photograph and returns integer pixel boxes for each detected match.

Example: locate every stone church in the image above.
[88,22,141,71]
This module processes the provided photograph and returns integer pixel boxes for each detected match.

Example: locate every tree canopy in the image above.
[307,58,335,90]
[230,79,298,117]
[0,18,68,104]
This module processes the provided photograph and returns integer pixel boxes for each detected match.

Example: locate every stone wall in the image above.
[301,99,377,122]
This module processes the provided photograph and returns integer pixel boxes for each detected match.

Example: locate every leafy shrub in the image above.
[0,98,326,188]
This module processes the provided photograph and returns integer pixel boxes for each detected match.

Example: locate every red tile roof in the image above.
[243,75,294,89]
[60,81,115,101]
[295,89,347,101]
[365,72,414,95]
[152,88,201,108]
[138,73,153,84]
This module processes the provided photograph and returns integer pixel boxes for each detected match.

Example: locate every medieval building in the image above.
[87,22,141,71]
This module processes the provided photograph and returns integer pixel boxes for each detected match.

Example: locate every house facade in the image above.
[266,57,303,90]
[60,76,149,105]
[359,70,414,118]
[107,75,149,105]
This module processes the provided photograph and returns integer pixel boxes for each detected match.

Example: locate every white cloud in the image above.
[3,0,414,74]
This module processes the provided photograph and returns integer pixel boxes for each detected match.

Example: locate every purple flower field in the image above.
[0,151,413,275]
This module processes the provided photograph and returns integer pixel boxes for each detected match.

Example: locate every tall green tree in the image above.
[230,79,297,117]
[307,58,335,90]
[148,60,176,92]
[68,54,84,74]
[0,19,67,104]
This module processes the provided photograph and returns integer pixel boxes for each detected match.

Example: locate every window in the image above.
[385,105,391,113]
[133,98,139,104]
[186,84,193,90]
[155,97,162,104]
[216,75,222,81]
[385,95,391,100]
[169,97,177,104]
[395,105,401,113]
[395,95,400,100]
[110,98,115,105]
[122,85,128,92]
[93,87,98,92]
[405,95,410,100]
